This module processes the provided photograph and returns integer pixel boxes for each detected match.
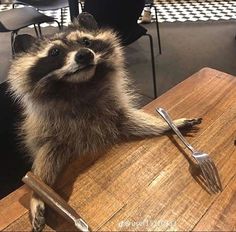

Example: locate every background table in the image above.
[1,68,236,231]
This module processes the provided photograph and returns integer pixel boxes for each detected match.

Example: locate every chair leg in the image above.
[144,33,157,99]
[37,24,42,37]
[60,8,64,29]
[54,20,62,31]
[153,5,162,55]
[11,31,16,56]
[33,24,40,37]
[12,2,27,8]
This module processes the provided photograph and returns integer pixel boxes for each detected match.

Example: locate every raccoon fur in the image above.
[8,13,201,232]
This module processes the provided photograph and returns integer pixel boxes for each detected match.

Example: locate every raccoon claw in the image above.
[32,205,45,232]
[176,117,202,131]
[184,118,202,127]
[31,198,45,232]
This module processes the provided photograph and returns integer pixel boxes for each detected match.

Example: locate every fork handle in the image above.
[156,108,195,153]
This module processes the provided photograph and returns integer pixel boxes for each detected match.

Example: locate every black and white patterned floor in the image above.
[155,0,236,22]
[0,0,236,27]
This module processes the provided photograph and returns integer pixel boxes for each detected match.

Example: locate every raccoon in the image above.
[8,13,201,232]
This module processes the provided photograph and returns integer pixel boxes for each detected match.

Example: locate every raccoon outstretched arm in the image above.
[120,109,201,138]
[30,144,71,232]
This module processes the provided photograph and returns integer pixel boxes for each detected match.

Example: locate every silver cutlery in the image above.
[22,172,91,232]
[156,107,222,194]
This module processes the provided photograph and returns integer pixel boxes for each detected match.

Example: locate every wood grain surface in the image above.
[1,68,236,231]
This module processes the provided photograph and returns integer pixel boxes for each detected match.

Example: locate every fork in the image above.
[156,107,222,194]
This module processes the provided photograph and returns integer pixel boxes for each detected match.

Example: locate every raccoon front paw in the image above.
[30,197,45,232]
[175,117,202,129]
[182,118,202,127]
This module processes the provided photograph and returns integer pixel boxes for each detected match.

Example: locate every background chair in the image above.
[145,0,162,54]
[0,81,30,199]
[13,0,69,28]
[0,7,60,55]
[84,0,158,98]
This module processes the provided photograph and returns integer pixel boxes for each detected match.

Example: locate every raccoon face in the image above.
[28,33,100,83]
[9,13,124,101]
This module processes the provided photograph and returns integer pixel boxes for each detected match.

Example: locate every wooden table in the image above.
[1,68,236,231]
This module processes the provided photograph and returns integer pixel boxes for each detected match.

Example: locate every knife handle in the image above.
[22,171,90,231]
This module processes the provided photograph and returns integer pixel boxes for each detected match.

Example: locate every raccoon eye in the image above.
[81,38,91,47]
[49,48,60,57]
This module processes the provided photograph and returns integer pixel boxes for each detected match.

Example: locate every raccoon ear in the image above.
[76,12,98,31]
[13,34,37,54]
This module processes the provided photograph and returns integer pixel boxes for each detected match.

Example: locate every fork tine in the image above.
[208,158,223,191]
[204,159,221,192]
[203,160,220,193]
[198,161,216,194]
[199,163,215,193]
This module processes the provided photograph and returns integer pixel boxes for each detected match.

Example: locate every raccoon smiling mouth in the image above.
[77,64,95,72]
[65,64,96,77]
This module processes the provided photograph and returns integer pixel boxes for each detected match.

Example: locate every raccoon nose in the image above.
[75,49,94,64]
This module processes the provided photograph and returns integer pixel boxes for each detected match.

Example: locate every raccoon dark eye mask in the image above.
[28,46,66,83]
[76,37,114,55]
[49,47,61,57]
[90,39,114,55]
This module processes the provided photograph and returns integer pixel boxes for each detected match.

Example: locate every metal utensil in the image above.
[156,107,222,194]
[22,172,91,232]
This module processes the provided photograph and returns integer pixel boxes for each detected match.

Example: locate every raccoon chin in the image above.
[65,66,96,83]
